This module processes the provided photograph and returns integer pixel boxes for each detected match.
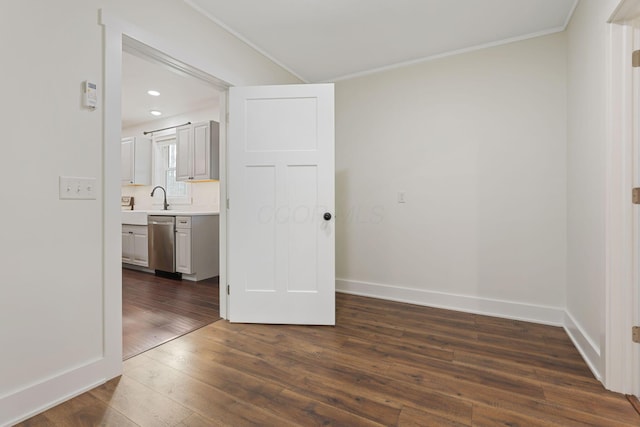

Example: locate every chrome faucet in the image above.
[150,186,169,210]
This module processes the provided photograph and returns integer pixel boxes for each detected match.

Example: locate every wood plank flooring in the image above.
[122,268,220,360]
[18,293,639,426]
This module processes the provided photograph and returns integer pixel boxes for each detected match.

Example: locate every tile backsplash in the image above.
[122,181,220,212]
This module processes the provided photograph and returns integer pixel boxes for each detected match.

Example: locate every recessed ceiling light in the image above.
[147,90,160,96]
[150,110,162,116]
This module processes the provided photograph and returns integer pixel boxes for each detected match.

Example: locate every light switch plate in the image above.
[59,176,97,200]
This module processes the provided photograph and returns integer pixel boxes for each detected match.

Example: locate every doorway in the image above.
[119,41,227,359]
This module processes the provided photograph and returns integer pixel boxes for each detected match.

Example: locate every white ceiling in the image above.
[122,0,576,126]
[121,52,219,129]
[186,0,578,83]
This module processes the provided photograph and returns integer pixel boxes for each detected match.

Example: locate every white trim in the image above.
[336,278,565,326]
[605,17,639,395]
[122,35,230,91]
[563,0,581,30]
[101,11,124,385]
[564,311,602,381]
[183,0,308,84]
[610,0,640,23]
[218,90,228,319]
[101,10,239,87]
[185,0,579,85]
[631,12,640,403]
[0,360,104,427]
[327,27,569,83]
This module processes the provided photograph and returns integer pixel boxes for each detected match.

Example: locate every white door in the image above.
[228,83,335,324]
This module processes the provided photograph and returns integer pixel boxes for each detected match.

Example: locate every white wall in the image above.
[335,33,568,323]
[565,0,622,379]
[122,106,221,212]
[0,1,300,425]
[0,0,104,407]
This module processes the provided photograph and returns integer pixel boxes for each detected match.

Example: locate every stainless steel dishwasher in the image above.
[148,215,176,273]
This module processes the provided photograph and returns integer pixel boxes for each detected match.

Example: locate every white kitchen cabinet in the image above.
[121,136,152,185]
[175,121,219,182]
[175,215,219,280]
[122,224,149,267]
[175,225,192,274]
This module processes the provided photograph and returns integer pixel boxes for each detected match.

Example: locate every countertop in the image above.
[122,210,219,225]
[144,210,219,216]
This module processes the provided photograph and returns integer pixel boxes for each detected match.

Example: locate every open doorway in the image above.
[119,42,226,359]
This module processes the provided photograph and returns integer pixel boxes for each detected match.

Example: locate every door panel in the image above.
[245,97,318,151]
[132,232,148,266]
[228,83,335,325]
[245,165,277,292]
[192,121,210,179]
[287,165,318,292]
[175,125,191,181]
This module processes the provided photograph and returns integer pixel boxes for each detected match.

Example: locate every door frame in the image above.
[607,0,640,396]
[100,10,231,378]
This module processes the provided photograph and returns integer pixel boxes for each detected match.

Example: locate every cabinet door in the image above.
[121,137,134,184]
[132,231,148,267]
[175,228,192,274]
[192,121,210,180]
[176,125,192,181]
[122,229,133,263]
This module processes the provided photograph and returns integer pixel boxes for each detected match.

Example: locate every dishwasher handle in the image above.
[148,220,175,225]
[148,215,175,226]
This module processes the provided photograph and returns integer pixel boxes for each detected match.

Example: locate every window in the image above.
[154,133,190,205]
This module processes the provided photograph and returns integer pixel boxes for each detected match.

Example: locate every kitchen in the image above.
[120,50,222,359]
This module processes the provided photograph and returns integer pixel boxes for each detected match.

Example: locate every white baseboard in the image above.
[563,310,602,381]
[336,278,565,326]
[0,358,107,427]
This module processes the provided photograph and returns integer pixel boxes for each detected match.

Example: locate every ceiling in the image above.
[186,0,578,83]
[121,52,220,129]
[122,0,577,126]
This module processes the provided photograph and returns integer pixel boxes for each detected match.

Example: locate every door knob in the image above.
[323,212,332,221]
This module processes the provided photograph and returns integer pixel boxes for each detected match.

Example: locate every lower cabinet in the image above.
[175,215,219,280]
[122,225,149,267]
[175,226,192,274]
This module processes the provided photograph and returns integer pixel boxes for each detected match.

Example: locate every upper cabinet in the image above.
[176,121,220,181]
[121,136,152,185]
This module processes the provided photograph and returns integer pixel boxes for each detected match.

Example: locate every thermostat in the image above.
[83,80,97,109]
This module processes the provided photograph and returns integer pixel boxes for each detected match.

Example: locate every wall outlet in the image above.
[59,176,97,200]
[398,191,406,203]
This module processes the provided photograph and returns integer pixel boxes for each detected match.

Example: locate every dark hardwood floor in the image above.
[122,268,220,360]
[19,293,640,426]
